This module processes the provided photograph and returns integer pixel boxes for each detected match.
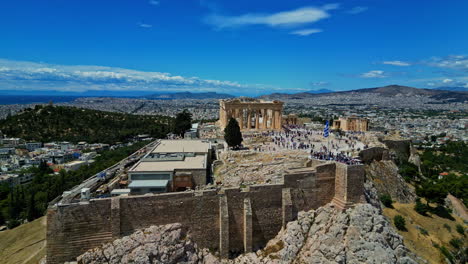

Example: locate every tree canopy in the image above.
[173,109,192,137]
[0,105,172,144]
[224,117,243,148]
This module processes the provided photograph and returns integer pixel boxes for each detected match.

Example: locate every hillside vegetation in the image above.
[0,105,173,144]
[0,216,46,264]
[384,203,466,264]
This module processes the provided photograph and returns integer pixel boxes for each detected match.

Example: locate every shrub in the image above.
[6,219,20,229]
[414,198,429,216]
[456,224,465,236]
[438,246,454,263]
[449,238,462,249]
[419,228,429,236]
[431,205,455,221]
[443,223,452,232]
[394,215,407,231]
[380,194,394,208]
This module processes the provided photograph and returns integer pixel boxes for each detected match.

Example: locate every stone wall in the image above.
[175,168,207,187]
[46,199,112,264]
[358,147,390,164]
[383,140,411,163]
[46,160,365,263]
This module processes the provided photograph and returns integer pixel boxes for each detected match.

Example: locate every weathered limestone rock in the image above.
[77,223,199,264]
[366,160,416,203]
[212,204,418,264]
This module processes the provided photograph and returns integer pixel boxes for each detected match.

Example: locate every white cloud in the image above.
[204,4,339,29]
[138,23,153,28]
[148,0,159,6]
[360,70,387,78]
[346,6,368,14]
[425,55,468,71]
[290,28,322,36]
[0,58,275,93]
[425,78,468,88]
[382,60,411,66]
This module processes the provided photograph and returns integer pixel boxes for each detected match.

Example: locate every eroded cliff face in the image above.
[77,204,419,264]
[365,160,416,203]
[77,223,201,264]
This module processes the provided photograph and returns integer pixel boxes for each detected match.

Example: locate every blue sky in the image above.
[0,0,467,96]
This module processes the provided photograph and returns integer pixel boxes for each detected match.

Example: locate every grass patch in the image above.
[0,216,46,264]
[383,202,467,264]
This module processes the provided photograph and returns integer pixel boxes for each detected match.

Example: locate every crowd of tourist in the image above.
[244,125,367,165]
[309,150,362,165]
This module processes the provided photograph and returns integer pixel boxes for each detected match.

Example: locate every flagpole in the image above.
[327,120,330,157]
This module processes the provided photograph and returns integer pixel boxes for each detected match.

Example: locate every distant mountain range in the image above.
[307,89,335,94]
[433,86,468,92]
[141,92,235,100]
[260,85,468,103]
[0,85,466,104]
[0,90,235,104]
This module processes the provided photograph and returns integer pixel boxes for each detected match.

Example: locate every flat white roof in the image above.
[129,180,168,188]
[130,155,206,172]
[152,140,210,154]
[111,189,131,194]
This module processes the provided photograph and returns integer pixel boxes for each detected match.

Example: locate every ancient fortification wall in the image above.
[46,160,365,264]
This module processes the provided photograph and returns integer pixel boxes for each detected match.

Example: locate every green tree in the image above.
[380,194,393,208]
[414,198,429,216]
[394,215,406,231]
[26,191,36,222]
[224,118,243,149]
[173,110,192,136]
[416,181,447,206]
[456,224,465,236]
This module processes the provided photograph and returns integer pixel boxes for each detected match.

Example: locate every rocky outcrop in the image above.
[445,194,468,222]
[77,204,419,264]
[366,160,416,203]
[209,204,418,264]
[77,223,200,264]
[408,145,422,174]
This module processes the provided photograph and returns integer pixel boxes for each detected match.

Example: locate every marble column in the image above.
[276,110,281,129]
[247,110,251,130]
[271,110,276,129]
[255,109,260,129]
[239,109,244,129]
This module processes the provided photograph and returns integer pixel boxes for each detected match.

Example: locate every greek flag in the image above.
[323,120,329,138]
[98,171,106,179]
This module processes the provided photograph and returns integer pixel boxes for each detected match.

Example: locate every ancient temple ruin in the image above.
[332,116,369,132]
[218,98,284,131]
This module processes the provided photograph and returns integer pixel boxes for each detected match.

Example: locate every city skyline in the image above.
[0,0,467,96]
